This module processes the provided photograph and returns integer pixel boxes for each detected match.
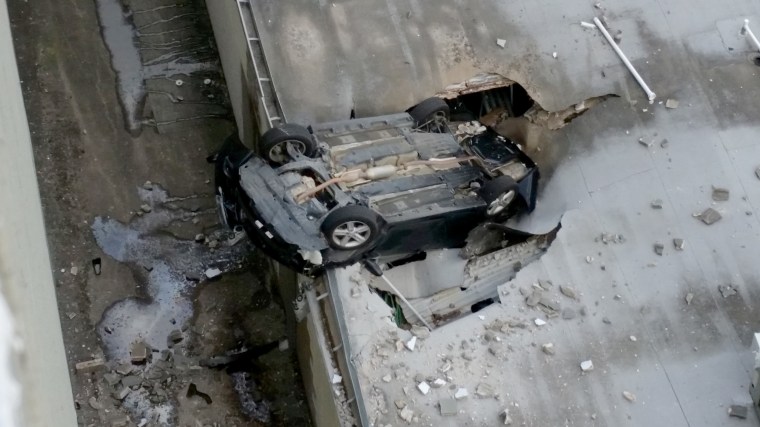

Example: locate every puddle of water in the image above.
[91,185,250,425]
[95,0,144,135]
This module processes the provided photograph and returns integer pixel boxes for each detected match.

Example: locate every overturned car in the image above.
[214,97,539,275]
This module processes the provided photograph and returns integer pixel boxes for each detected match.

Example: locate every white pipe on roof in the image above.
[742,19,760,52]
[593,17,656,102]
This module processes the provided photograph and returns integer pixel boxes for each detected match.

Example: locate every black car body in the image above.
[215,99,539,275]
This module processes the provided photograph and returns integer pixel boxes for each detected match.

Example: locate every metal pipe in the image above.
[378,274,435,330]
[742,19,760,52]
[593,17,656,102]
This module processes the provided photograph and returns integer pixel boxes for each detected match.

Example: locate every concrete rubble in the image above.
[697,208,722,225]
[580,360,594,372]
[622,391,636,402]
[711,187,730,201]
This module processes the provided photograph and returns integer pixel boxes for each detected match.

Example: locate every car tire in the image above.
[408,97,450,132]
[321,206,380,250]
[480,176,520,218]
[214,134,250,227]
[260,124,318,164]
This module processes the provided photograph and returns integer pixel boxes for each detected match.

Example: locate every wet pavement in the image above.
[7,0,311,424]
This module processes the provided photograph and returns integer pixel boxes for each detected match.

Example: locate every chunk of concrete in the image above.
[75,358,105,373]
[496,38,507,48]
[654,242,664,256]
[542,343,555,355]
[673,238,685,250]
[580,360,594,372]
[454,387,469,400]
[140,204,152,213]
[698,208,722,225]
[685,292,694,305]
[534,318,547,326]
[399,407,414,422]
[121,375,142,388]
[103,372,121,386]
[113,387,130,401]
[712,187,730,201]
[405,336,417,351]
[526,289,542,307]
[476,383,494,398]
[650,199,663,209]
[559,285,577,300]
[665,99,679,109]
[728,404,748,419]
[622,391,636,402]
[167,329,183,348]
[204,267,222,279]
[411,326,430,339]
[417,381,430,395]
[719,285,737,298]
[130,341,149,364]
[440,398,457,416]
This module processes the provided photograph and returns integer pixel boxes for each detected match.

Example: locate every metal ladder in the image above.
[235,0,285,130]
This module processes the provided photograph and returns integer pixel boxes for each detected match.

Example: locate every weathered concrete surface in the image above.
[0,0,77,425]
[316,0,760,426]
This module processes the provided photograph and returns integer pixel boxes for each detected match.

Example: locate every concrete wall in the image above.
[205,0,255,145]
[0,0,77,425]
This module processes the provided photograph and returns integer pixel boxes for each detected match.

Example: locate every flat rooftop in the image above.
[253,0,760,425]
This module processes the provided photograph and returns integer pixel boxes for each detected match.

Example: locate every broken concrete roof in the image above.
[290,0,760,425]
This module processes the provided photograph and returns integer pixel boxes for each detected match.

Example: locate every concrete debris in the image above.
[538,297,560,312]
[526,289,542,307]
[650,199,663,209]
[405,336,417,351]
[654,242,664,256]
[475,383,494,398]
[585,255,594,263]
[660,138,670,148]
[728,404,748,419]
[673,238,685,250]
[279,339,289,351]
[598,232,625,244]
[103,372,121,386]
[417,381,431,395]
[462,351,475,361]
[638,137,653,147]
[382,374,392,383]
[114,363,133,376]
[88,396,102,410]
[541,343,555,355]
[121,375,141,388]
[534,318,547,326]
[622,391,636,402]
[685,292,694,305]
[580,360,594,372]
[130,341,149,364]
[194,233,205,242]
[139,204,152,213]
[440,398,457,416]
[331,373,343,384]
[496,38,507,48]
[411,326,431,339]
[113,387,130,401]
[630,335,637,342]
[75,358,105,373]
[560,285,577,300]
[562,308,576,320]
[92,257,101,275]
[719,285,737,298]
[432,378,447,388]
[454,387,469,400]
[186,383,213,404]
[142,180,153,190]
[70,266,78,276]
[665,99,679,109]
[697,208,722,225]
[399,406,414,422]
[167,329,183,347]
[602,317,612,324]
[110,416,130,427]
[552,51,558,59]
[204,267,222,279]
[502,408,513,425]
[395,399,407,409]
[711,187,729,201]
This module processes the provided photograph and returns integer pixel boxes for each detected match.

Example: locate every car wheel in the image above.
[261,124,318,164]
[408,97,450,133]
[480,176,520,218]
[321,206,380,250]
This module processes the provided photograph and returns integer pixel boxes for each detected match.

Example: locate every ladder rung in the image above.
[259,77,271,82]
[248,37,259,41]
